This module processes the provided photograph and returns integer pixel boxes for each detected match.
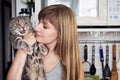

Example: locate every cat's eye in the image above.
[23,22,27,26]
[16,23,21,26]
[25,22,28,24]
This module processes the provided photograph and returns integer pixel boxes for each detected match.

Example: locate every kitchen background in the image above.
[0,0,120,80]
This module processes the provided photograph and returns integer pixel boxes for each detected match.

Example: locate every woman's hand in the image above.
[23,32,36,46]
[6,49,27,80]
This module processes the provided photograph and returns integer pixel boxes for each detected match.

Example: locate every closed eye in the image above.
[16,23,21,26]
[24,22,28,26]
[43,25,48,29]
[43,22,48,29]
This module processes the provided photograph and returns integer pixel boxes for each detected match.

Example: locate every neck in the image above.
[43,51,55,59]
[45,40,57,55]
[43,44,56,58]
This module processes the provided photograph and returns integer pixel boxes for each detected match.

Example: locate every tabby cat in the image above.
[9,16,48,80]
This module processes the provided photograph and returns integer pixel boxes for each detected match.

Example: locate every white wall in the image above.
[15,0,40,26]
[16,0,27,16]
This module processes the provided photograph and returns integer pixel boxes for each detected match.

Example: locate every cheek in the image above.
[35,30,58,43]
[44,33,57,43]
[46,32,58,41]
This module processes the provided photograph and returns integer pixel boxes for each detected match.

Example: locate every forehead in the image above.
[39,18,57,30]
[41,19,54,27]
[40,19,50,24]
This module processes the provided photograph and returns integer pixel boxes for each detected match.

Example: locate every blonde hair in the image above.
[38,4,84,80]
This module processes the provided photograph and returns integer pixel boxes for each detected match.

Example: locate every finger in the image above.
[28,32,33,36]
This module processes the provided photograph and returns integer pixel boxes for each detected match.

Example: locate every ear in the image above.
[25,16,30,20]
[10,17,15,20]
[9,17,16,27]
[9,17,16,23]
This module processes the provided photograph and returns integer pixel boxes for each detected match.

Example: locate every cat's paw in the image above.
[38,43,48,55]
[24,46,33,55]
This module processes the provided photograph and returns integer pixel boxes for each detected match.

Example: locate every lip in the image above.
[35,33,41,37]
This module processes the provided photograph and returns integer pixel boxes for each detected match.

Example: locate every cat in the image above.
[9,16,48,80]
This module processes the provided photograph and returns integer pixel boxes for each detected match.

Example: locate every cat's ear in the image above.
[25,16,30,20]
[11,16,19,20]
[9,17,15,25]
[9,17,17,23]
[10,17,15,20]
[10,17,15,22]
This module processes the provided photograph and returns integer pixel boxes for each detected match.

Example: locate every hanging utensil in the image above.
[90,45,96,75]
[110,44,118,80]
[117,46,120,80]
[104,45,111,79]
[82,44,91,74]
[99,45,105,80]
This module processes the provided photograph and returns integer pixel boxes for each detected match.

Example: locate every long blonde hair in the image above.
[38,4,84,80]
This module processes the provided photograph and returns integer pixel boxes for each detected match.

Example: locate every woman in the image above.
[7,4,84,80]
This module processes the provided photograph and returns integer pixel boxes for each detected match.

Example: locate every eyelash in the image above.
[38,21,48,29]
[43,25,47,29]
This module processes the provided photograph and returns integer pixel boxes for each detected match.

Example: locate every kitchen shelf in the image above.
[77,28,120,32]
[78,40,120,44]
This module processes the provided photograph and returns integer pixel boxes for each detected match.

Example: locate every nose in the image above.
[34,23,42,32]
[22,27,25,30]
[34,24,39,31]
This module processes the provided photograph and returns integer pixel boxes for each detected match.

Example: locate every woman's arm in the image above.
[7,32,36,80]
[6,49,27,80]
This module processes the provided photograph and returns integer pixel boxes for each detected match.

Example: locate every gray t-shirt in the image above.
[45,62,62,80]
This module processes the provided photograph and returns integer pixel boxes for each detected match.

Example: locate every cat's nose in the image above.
[22,27,25,30]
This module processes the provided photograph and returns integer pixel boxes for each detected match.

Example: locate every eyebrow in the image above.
[42,20,50,26]
[42,21,47,24]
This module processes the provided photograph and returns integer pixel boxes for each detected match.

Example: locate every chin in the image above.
[35,36,44,43]
[36,39,43,43]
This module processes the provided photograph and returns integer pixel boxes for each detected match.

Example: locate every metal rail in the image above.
[78,40,120,44]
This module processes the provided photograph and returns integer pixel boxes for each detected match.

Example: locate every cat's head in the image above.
[9,16,33,36]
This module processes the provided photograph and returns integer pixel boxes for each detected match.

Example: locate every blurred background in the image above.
[0,0,12,80]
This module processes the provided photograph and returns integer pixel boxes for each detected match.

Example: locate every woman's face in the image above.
[34,20,58,46]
